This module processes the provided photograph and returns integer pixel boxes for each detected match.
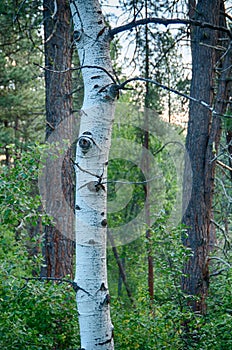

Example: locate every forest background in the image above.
[0,0,231,349]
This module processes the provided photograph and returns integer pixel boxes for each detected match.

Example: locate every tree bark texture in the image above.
[70,1,116,348]
[41,0,75,278]
[182,0,227,314]
[143,1,154,301]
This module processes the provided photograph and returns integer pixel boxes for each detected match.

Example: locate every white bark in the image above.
[70,1,116,349]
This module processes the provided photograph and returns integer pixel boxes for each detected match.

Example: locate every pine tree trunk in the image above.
[41,0,75,278]
[70,1,116,348]
[182,0,221,314]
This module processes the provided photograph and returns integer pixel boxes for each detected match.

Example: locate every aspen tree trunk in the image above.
[70,1,116,348]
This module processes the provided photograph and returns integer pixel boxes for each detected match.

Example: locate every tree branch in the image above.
[215,177,232,202]
[70,158,102,179]
[110,17,232,38]
[210,219,231,255]
[33,63,117,84]
[117,77,222,115]
[210,268,230,277]
[216,159,232,172]
[209,256,231,268]
[22,276,91,295]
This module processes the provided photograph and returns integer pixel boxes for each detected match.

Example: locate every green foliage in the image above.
[108,220,232,350]
[108,224,193,350]
[108,215,232,343]
[206,270,232,349]
[0,276,80,350]
[0,145,50,231]
[0,2,231,348]
[1,143,231,349]
[0,0,45,159]
[176,268,232,350]
[0,145,80,349]
[108,157,146,227]
[112,297,185,350]
[108,114,179,232]
[115,0,190,117]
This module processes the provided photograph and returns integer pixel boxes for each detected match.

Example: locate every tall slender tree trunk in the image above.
[4,120,10,166]
[143,1,154,301]
[41,0,75,278]
[182,0,228,314]
[108,231,134,305]
[70,1,116,348]
[226,130,232,180]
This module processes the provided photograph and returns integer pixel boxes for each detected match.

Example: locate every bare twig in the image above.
[46,120,55,130]
[110,17,232,38]
[104,176,161,186]
[13,0,27,23]
[209,256,231,268]
[215,177,232,203]
[51,0,58,19]
[211,219,231,254]
[211,219,226,234]
[70,158,102,179]
[22,276,91,295]
[33,63,117,84]
[45,20,58,43]
[153,141,184,156]
[216,159,232,172]
[117,77,221,115]
[210,268,230,277]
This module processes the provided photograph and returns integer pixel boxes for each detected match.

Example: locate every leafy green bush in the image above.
[0,274,80,350]
[1,145,231,350]
[108,219,232,350]
[0,146,80,349]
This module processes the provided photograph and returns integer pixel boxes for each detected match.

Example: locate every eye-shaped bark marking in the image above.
[78,136,93,153]
[73,30,82,41]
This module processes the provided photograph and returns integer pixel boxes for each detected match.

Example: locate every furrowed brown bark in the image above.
[41,0,75,278]
[182,0,230,314]
[182,0,220,314]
